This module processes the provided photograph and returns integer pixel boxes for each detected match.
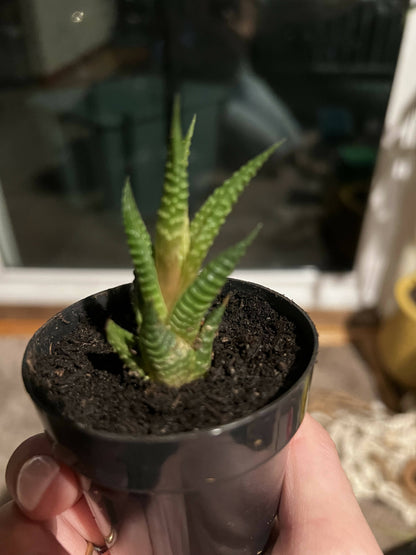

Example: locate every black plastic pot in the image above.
[22,279,318,555]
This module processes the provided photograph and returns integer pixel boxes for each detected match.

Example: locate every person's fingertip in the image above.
[13,453,80,520]
[16,455,60,512]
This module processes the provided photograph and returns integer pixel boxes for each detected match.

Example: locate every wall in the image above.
[20,0,116,77]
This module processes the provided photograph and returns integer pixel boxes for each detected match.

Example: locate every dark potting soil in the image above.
[29,290,299,435]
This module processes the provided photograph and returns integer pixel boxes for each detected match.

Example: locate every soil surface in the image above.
[28,289,299,435]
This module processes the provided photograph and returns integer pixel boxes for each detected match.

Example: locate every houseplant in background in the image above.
[22,101,318,555]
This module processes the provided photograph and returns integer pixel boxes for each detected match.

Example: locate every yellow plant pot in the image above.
[378,272,416,389]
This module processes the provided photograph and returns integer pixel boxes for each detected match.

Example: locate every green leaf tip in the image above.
[154,102,196,310]
[106,319,144,377]
[182,141,282,288]
[106,100,282,388]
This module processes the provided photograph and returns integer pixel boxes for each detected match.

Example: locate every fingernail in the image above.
[16,455,60,511]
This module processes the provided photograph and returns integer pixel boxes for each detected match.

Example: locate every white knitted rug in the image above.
[312,401,416,526]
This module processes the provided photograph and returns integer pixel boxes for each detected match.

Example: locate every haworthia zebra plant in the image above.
[106,100,279,388]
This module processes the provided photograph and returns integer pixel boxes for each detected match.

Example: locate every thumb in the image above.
[274,414,382,554]
[6,434,80,521]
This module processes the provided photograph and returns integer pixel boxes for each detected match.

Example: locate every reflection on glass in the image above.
[0,0,407,270]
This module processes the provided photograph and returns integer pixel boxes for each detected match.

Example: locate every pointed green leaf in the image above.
[106,319,144,376]
[131,276,143,330]
[182,114,196,166]
[155,102,195,308]
[170,225,261,343]
[138,300,196,387]
[182,143,281,289]
[193,300,228,379]
[122,182,167,320]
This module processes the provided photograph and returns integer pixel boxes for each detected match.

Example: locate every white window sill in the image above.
[0,266,360,311]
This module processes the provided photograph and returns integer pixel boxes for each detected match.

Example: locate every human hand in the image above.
[268,414,382,554]
[2,415,382,554]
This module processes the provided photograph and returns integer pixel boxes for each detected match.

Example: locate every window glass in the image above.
[0,0,407,270]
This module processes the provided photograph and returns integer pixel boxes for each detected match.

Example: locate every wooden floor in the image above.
[0,306,65,336]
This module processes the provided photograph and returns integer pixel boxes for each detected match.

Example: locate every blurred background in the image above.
[0,0,408,270]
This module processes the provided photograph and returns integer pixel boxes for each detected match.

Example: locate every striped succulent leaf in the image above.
[169,226,261,344]
[155,100,195,308]
[106,319,144,376]
[193,299,228,378]
[138,300,197,387]
[122,182,167,321]
[181,142,281,289]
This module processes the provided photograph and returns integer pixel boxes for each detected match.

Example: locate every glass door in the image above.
[0,0,412,308]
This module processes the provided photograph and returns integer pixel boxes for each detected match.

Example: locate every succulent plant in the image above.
[106,100,279,388]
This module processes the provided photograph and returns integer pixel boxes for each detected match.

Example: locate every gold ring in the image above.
[105,528,116,547]
[85,542,109,554]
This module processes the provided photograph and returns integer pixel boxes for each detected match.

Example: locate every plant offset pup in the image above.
[106,101,278,387]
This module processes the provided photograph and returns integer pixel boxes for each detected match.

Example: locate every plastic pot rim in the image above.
[23,278,318,444]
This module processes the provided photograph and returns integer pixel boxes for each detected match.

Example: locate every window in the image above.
[0,0,413,308]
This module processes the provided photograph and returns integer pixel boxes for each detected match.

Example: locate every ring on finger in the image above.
[85,541,109,554]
